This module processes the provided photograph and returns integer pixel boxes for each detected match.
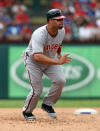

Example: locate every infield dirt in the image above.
[0,108,100,131]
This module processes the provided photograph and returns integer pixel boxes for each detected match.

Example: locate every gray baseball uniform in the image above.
[23,25,66,113]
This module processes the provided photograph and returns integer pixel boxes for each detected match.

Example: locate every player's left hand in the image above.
[58,54,72,65]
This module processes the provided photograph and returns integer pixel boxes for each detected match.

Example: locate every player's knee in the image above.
[31,82,43,96]
[34,88,43,96]
[60,79,66,87]
[56,78,66,87]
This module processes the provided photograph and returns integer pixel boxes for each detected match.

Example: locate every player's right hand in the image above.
[58,54,72,65]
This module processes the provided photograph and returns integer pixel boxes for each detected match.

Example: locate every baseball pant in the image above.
[23,55,66,113]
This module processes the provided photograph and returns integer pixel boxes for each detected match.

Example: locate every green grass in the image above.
[0,99,100,108]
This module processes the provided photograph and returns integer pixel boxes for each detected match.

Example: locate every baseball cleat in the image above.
[41,104,57,118]
[22,111,36,120]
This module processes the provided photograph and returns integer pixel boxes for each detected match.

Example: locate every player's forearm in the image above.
[33,53,59,65]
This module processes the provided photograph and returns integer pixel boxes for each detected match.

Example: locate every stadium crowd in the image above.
[0,0,32,42]
[1,0,100,42]
[52,0,100,41]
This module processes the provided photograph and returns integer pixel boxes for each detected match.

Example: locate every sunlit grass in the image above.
[0,99,100,108]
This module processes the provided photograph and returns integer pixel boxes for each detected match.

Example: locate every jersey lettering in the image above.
[44,43,62,51]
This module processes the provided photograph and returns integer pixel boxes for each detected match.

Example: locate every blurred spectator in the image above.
[0,20,6,40]
[0,0,6,7]
[62,3,75,15]
[0,12,12,25]
[0,0,32,42]
[64,12,74,41]
[86,5,96,20]
[5,0,14,6]
[0,0,13,25]
[74,0,86,17]
[20,24,32,40]
[61,0,75,14]
[64,25,72,41]
[5,20,23,41]
[5,0,15,18]
[51,0,100,42]
[12,0,28,14]
[90,0,97,9]
[96,18,100,27]
[78,21,98,41]
[51,0,74,14]
[0,0,14,9]
[15,8,30,25]
[1,0,100,42]
[70,19,80,40]
[51,0,65,10]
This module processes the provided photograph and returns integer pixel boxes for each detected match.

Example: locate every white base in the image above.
[74,108,98,114]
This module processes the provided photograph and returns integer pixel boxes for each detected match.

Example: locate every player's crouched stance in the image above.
[22,8,72,120]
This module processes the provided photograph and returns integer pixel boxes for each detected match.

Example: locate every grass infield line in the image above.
[0,99,100,108]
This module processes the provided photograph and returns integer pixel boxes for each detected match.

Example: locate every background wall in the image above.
[0,45,8,98]
[0,43,100,99]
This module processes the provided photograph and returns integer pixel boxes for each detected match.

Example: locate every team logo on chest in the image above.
[44,43,62,51]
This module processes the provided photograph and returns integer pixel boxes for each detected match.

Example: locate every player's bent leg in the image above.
[22,84,43,120]
[43,77,66,106]
[42,65,66,118]
[43,65,66,105]
[23,57,43,120]
[23,85,43,112]
[41,78,66,118]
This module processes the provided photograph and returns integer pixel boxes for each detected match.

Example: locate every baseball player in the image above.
[22,8,72,120]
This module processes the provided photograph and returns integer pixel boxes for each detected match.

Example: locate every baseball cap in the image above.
[46,8,66,21]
